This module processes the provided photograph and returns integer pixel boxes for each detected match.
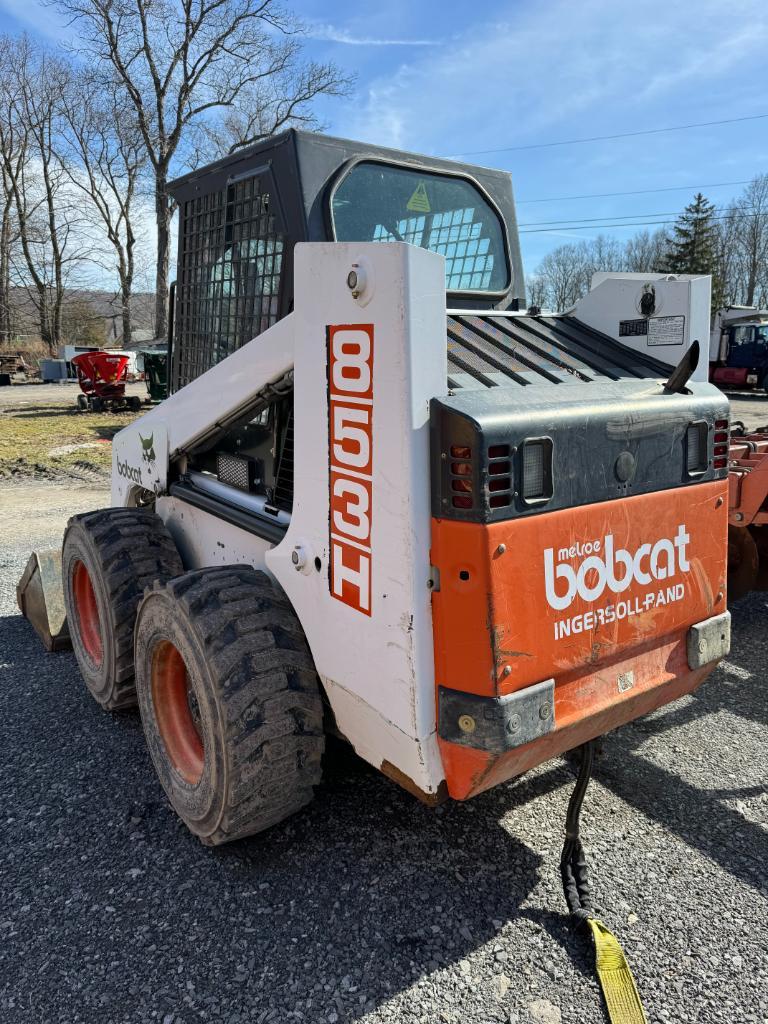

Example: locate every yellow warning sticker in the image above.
[407,182,431,213]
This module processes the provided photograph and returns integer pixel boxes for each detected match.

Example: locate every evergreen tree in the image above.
[662,193,722,308]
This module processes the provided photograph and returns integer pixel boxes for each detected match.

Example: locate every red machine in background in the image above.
[72,351,142,413]
[727,426,768,599]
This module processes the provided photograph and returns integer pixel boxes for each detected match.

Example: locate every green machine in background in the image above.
[137,349,168,403]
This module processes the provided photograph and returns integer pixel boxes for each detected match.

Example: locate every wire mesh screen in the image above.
[174,174,284,389]
[372,208,495,290]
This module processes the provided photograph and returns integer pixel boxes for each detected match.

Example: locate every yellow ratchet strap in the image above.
[560,742,649,1024]
[587,916,647,1023]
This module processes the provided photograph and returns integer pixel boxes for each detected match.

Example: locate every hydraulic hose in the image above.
[560,741,648,1024]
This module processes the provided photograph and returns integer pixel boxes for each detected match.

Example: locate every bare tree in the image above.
[0,36,93,352]
[0,36,29,346]
[534,229,673,310]
[733,174,768,307]
[56,0,352,337]
[60,72,148,345]
[622,229,669,273]
[535,243,591,311]
[525,274,549,309]
[0,149,21,345]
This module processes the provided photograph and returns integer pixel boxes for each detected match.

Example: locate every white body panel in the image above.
[155,497,274,571]
[111,242,448,797]
[573,272,711,381]
[267,243,447,795]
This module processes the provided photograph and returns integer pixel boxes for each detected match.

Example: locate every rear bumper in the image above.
[431,481,729,800]
[437,612,730,799]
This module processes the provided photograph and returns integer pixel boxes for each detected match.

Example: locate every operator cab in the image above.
[165,131,723,551]
[166,130,525,523]
[167,129,525,394]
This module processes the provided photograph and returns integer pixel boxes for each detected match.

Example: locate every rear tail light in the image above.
[487,443,512,509]
[712,418,729,471]
[449,443,475,509]
[521,438,553,502]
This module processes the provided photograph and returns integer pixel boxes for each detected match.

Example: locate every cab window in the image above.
[330,162,510,293]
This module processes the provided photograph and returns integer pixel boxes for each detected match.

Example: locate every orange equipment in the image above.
[727,428,768,598]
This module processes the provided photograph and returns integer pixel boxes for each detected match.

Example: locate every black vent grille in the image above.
[487,444,513,509]
[174,174,284,390]
[446,313,672,390]
[273,409,294,511]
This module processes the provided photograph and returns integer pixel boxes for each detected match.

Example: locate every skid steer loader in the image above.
[19,130,733,839]
[17,130,732,1020]
[19,129,730,845]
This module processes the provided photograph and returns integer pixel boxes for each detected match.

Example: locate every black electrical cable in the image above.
[518,181,752,204]
[560,740,596,925]
[455,113,768,157]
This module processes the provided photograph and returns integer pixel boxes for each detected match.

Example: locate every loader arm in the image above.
[111,314,295,505]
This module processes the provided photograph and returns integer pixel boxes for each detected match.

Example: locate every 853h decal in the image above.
[327,325,374,615]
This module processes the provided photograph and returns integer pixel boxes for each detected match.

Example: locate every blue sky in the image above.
[2,0,767,275]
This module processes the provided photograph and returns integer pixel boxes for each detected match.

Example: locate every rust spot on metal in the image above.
[380,761,449,806]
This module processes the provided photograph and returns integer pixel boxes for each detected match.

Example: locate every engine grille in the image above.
[446,313,672,389]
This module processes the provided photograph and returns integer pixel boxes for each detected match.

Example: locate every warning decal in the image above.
[406,182,430,213]
[648,315,685,347]
[619,319,648,337]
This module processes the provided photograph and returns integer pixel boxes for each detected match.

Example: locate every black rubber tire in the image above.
[90,396,104,412]
[76,394,88,412]
[727,524,759,602]
[134,566,325,846]
[751,525,768,590]
[129,395,142,412]
[62,509,183,710]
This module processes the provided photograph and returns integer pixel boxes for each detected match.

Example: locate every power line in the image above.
[517,180,752,204]
[455,113,768,157]
[519,209,768,234]
[519,203,763,227]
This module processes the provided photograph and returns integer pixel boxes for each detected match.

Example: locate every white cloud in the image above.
[306,22,440,46]
[335,0,768,156]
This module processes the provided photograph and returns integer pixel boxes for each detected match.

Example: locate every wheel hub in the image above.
[72,560,103,666]
[151,641,204,785]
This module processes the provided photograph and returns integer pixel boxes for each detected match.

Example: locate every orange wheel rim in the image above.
[151,641,204,785]
[72,560,103,666]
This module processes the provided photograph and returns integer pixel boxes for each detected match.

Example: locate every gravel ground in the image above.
[0,482,766,1024]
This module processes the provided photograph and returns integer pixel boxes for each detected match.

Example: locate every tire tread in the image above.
[142,566,323,845]
[64,508,183,708]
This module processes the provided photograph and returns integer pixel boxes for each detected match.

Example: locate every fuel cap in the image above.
[615,451,636,482]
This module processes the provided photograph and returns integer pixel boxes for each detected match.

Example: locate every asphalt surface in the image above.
[1,462,767,1023]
